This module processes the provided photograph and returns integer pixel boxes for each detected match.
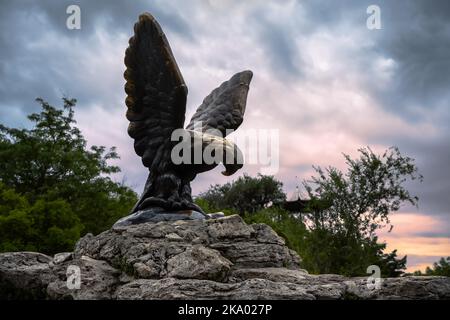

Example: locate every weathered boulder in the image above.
[1,215,449,300]
[0,252,54,299]
[73,214,300,277]
[47,255,121,300]
[115,277,316,300]
[166,245,232,281]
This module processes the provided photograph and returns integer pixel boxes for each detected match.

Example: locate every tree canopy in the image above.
[196,173,285,215]
[298,147,422,276]
[414,257,450,277]
[303,147,423,239]
[0,98,138,254]
[197,147,422,277]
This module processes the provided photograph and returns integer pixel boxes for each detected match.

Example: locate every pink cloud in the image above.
[378,213,450,272]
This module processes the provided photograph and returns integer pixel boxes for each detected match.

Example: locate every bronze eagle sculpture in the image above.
[114,13,252,226]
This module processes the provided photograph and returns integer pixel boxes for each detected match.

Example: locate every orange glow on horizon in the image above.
[378,213,450,272]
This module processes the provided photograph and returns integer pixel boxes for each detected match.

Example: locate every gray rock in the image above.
[251,223,286,245]
[229,268,345,299]
[165,232,183,241]
[206,215,253,240]
[0,252,55,299]
[207,212,225,219]
[53,252,73,265]
[229,267,308,283]
[133,261,159,279]
[115,278,315,300]
[73,215,299,276]
[166,245,232,281]
[47,255,121,300]
[1,215,449,300]
[344,276,450,300]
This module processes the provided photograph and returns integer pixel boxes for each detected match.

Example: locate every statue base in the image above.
[113,207,224,227]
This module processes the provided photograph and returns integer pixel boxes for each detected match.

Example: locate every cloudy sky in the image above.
[0,0,449,271]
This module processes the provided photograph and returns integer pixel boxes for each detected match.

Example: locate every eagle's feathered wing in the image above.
[125,13,186,172]
[184,70,252,177]
[186,70,253,136]
[125,13,192,213]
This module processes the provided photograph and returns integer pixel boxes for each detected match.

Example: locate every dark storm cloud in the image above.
[395,134,450,217]
[370,0,450,124]
[0,0,193,39]
[414,231,450,238]
[0,0,193,126]
[278,0,450,126]
[31,0,193,39]
[248,8,302,79]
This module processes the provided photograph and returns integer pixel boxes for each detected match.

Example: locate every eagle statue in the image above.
[114,13,252,226]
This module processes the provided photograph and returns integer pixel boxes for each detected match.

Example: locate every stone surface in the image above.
[1,215,449,300]
[47,255,121,300]
[53,252,73,265]
[166,245,232,281]
[0,252,54,299]
[115,277,315,300]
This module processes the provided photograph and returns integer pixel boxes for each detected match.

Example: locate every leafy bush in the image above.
[413,257,450,277]
[0,183,82,253]
[197,174,285,215]
[0,98,138,254]
[197,145,421,278]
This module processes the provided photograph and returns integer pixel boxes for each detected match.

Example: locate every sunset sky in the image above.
[0,0,449,272]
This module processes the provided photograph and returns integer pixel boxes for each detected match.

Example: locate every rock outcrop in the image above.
[1,215,449,300]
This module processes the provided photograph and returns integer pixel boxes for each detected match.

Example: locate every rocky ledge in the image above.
[1,215,449,300]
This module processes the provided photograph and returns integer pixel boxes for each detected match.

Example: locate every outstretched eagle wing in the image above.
[124,13,187,173]
[186,70,252,136]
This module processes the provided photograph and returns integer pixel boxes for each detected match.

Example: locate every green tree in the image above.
[302,146,422,276]
[193,147,419,277]
[0,182,82,253]
[197,174,286,215]
[0,98,138,253]
[0,182,36,252]
[414,257,450,277]
[378,249,407,278]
